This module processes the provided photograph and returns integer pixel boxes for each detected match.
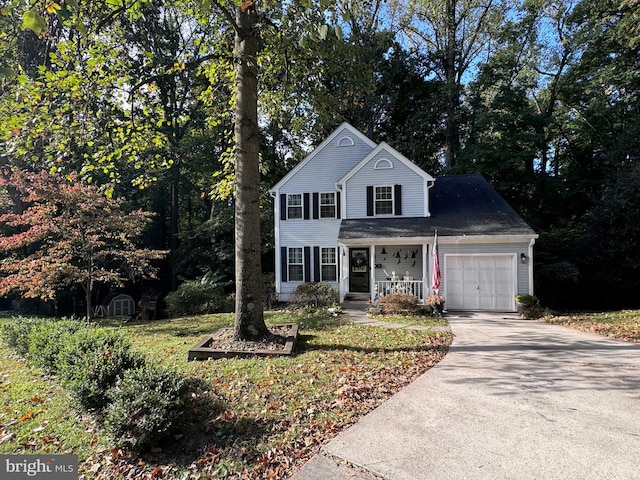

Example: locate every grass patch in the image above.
[0,348,102,457]
[540,310,640,342]
[368,313,449,328]
[0,311,451,479]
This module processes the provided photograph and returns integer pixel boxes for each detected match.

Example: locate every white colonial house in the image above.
[269,123,538,312]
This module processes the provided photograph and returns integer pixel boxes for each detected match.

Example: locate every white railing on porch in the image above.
[375,280,425,302]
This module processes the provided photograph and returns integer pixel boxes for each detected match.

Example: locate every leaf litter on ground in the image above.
[2,312,451,479]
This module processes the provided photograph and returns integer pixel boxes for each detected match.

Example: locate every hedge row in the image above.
[1,317,188,451]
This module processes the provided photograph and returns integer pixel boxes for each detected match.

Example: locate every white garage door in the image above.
[446,255,515,311]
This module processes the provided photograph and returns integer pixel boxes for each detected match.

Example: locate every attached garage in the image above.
[445,255,516,311]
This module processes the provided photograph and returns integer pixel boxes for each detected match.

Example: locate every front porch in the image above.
[340,244,433,304]
[375,277,425,301]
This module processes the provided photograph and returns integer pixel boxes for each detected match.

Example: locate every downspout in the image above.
[270,190,280,295]
[336,182,345,302]
[426,180,435,217]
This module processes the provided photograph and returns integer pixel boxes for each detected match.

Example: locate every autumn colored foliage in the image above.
[0,170,166,317]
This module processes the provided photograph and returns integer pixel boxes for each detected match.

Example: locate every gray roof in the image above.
[338,174,536,241]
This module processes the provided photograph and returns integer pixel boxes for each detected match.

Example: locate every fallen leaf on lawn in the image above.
[41,435,56,444]
[33,426,45,432]
[19,409,34,422]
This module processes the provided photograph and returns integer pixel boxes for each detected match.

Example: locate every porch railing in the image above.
[375,280,425,302]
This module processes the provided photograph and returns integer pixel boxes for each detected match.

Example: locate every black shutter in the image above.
[314,247,321,282]
[280,194,287,221]
[394,184,402,216]
[336,191,341,218]
[366,186,374,216]
[303,193,310,220]
[312,193,319,219]
[304,247,311,282]
[281,247,288,282]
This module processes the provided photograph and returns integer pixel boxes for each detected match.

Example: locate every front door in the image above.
[349,248,370,293]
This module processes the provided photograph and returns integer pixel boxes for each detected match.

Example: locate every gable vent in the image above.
[337,136,355,147]
[374,158,393,169]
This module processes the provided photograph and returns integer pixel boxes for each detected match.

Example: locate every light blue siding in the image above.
[270,123,536,309]
[344,147,427,218]
[278,126,375,195]
[273,125,375,299]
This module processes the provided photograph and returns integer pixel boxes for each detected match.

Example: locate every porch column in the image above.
[339,244,347,302]
[369,245,375,302]
[422,242,429,304]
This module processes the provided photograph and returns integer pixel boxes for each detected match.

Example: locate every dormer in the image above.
[336,142,435,219]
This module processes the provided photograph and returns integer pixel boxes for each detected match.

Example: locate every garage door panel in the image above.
[446,255,515,311]
[495,283,512,295]
[478,269,495,283]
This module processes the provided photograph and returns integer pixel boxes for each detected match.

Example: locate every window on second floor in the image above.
[375,186,393,215]
[287,194,303,219]
[320,192,336,218]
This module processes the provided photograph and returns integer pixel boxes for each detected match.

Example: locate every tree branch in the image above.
[129,52,231,92]
[211,0,241,35]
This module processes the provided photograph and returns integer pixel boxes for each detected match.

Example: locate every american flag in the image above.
[431,231,441,295]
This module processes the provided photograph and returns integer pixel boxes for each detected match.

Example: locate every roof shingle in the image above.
[338,174,536,240]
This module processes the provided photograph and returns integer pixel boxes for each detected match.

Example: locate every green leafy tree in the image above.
[397,0,512,168]
[0,171,166,319]
[578,164,640,308]
[460,45,545,214]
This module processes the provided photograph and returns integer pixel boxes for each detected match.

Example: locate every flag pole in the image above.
[431,229,441,296]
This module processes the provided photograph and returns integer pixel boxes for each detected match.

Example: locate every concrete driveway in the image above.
[290,312,640,480]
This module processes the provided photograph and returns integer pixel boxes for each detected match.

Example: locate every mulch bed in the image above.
[206,324,290,352]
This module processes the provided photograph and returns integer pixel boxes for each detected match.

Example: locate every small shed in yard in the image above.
[102,293,135,317]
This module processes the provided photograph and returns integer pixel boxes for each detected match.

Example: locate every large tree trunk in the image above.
[444,0,459,170]
[233,5,269,341]
[170,165,179,291]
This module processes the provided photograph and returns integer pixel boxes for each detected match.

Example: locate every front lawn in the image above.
[0,311,451,479]
[540,310,640,342]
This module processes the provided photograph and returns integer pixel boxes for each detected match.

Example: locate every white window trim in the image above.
[374,185,394,216]
[319,192,337,219]
[288,247,304,282]
[320,247,338,282]
[287,193,303,220]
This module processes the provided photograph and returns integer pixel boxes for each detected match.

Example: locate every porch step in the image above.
[344,293,370,302]
[342,301,371,311]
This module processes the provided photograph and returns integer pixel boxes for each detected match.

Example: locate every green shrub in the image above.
[56,328,144,413]
[165,278,231,317]
[294,282,339,307]
[1,316,47,355]
[27,319,88,372]
[104,363,188,450]
[1,316,193,452]
[375,293,425,315]
[515,294,547,319]
[515,294,539,308]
